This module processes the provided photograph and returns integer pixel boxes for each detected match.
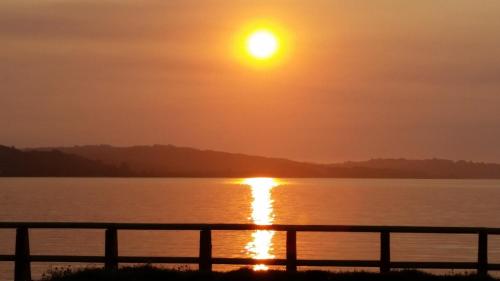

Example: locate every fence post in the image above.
[14,227,31,281]
[380,231,390,273]
[286,230,297,272]
[105,228,118,271]
[199,229,212,272]
[478,230,488,276]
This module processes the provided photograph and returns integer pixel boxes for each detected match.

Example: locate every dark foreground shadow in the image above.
[42,266,497,281]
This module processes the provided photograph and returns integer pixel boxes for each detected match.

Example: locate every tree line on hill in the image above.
[2,144,500,178]
[0,146,131,177]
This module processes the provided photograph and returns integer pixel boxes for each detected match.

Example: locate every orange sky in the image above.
[1,0,500,163]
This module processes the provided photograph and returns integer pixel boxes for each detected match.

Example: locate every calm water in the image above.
[1,178,500,279]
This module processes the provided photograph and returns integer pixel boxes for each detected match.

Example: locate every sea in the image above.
[1,178,500,280]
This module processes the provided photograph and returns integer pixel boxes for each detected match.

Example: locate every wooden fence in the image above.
[1,222,500,281]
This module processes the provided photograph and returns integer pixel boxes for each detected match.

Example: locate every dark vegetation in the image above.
[0,146,131,176]
[2,144,500,178]
[40,144,411,178]
[42,266,497,281]
[332,159,500,179]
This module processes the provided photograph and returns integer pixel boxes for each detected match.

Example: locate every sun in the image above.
[233,22,289,67]
[246,30,279,60]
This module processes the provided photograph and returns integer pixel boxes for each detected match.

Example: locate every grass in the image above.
[41,265,498,281]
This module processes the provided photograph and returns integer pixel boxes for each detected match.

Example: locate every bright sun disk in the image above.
[246,30,279,60]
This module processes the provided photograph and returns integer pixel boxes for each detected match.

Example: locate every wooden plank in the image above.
[489,263,500,270]
[104,228,118,271]
[1,222,500,274]
[1,222,500,234]
[380,231,390,273]
[199,229,212,272]
[478,231,488,276]
[14,227,31,281]
[286,230,297,272]
[20,255,500,271]
[15,256,495,270]
[0,255,15,261]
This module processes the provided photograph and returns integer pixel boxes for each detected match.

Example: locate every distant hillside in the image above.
[331,158,500,179]
[24,144,500,178]
[0,146,131,177]
[33,145,410,178]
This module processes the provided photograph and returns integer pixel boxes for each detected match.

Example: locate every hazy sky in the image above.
[1,0,500,163]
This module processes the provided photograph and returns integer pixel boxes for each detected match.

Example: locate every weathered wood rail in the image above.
[1,222,500,281]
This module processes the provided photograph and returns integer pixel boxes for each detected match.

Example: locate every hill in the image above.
[331,158,500,179]
[32,145,409,178]
[0,146,131,176]
[26,144,500,178]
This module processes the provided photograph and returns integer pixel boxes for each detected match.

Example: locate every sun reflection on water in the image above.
[242,177,279,271]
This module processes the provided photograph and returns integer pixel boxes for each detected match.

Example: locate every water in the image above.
[1,178,500,280]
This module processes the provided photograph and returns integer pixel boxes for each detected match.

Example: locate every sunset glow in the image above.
[2,0,500,278]
[242,178,279,270]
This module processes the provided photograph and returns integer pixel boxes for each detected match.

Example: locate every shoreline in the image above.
[42,266,498,281]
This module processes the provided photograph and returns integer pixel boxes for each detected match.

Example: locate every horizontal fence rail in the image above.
[0,222,499,281]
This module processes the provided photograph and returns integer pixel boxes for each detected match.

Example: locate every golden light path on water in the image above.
[241,178,279,271]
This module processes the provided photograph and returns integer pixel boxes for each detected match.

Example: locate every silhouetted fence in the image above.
[1,222,500,281]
